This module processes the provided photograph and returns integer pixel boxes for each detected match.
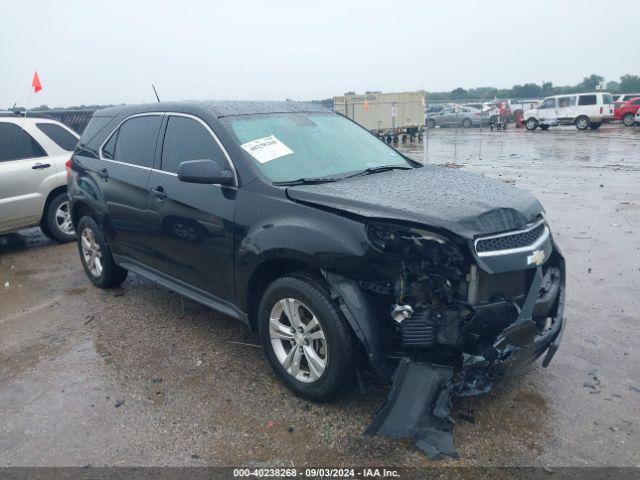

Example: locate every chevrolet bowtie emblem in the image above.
[527,249,546,266]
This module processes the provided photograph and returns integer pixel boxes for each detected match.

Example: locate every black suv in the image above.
[68,101,565,404]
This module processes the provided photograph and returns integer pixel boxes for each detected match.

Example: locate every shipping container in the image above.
[333,91,425,131]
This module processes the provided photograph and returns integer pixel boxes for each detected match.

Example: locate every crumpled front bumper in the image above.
[367,256,566,459]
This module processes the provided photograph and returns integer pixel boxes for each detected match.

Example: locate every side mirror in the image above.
[177,159,234,185]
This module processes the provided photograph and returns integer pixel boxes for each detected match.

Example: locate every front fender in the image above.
[235,218,369,305]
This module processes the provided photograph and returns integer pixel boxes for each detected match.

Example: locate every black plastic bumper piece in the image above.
[365,359,457,459]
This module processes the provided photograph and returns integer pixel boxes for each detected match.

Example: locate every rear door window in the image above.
[109,115,162,168]
[578,95,597,106]
[36,123,78,151]
[160,116,226,174]
[0,122,47,162]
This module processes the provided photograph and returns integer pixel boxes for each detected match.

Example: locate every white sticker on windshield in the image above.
[240,135,294,164]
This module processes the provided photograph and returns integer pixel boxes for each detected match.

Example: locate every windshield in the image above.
[221,112,409,182]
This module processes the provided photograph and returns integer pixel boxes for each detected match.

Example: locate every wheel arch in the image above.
[71,199,99,230]
[40,185,68,222]
[244,256,322,334]
[245,257,392,379]
[575,114,590,128]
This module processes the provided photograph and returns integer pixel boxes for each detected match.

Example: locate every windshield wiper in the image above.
[347,165,414,178]
[273,177,340,186]
[274,165,413,186]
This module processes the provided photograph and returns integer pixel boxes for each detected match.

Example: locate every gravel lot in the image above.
[1,123,639,468]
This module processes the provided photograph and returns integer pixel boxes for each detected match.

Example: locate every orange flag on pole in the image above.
[32,71,42,93]
[364,98,369,112]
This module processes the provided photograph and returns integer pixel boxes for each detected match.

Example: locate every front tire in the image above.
[43,192,76,243]
[623,113,635,127]
[258,274,356,402]
[576,115,590,130]
[540,125,550,130]
[589,122,601,130]
[427,119,436,128]
[77,216,128,288]
[525,118,538,130]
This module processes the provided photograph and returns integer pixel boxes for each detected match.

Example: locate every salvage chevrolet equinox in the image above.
[68,102,565,457]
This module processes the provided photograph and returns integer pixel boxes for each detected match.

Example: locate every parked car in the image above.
[68,102,565,408]
[426,105,482,127]
[612,93,640,102]
[614,97,640,126]
[0,114,79,241]
[523,92,615,130]
[635,109,640,126]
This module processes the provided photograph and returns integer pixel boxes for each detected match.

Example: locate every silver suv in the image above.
[0,115,79,242]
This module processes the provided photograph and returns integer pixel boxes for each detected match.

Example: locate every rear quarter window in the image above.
[602,94,614,104]
[76,116,116,157]
[36,123,78,151]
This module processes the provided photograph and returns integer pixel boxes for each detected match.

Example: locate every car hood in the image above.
[286,166,544,239]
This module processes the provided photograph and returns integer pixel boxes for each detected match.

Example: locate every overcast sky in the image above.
[2,0,639,107]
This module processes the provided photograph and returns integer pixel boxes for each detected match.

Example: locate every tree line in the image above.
[429,74,640,101]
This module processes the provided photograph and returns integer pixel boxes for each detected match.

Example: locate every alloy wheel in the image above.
[55,201,74,235]
[623,114,635,127]
[81,227,103,278]
[269,298,327,383]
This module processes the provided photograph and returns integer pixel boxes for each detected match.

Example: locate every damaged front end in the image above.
[325,217,565,459]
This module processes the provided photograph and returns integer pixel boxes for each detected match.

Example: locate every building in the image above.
[333,91,425,131]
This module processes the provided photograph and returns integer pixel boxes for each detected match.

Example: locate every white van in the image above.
[523,92,615,130]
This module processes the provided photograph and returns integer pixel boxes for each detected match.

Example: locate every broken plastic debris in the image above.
[365,359,457,459]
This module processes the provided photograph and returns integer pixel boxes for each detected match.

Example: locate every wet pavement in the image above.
[1,124,639,467]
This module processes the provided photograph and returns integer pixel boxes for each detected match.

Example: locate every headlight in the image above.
[366,222,448,256]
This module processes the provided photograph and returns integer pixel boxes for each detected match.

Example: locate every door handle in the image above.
[96,168,109,180]
[149,186,167,200]
[32,163,51,170]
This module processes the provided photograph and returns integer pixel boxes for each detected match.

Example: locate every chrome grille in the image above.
[475,221,547,254]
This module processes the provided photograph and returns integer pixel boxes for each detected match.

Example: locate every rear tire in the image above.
[623,113,635,127]
[43,192,76,243]
[462,118,472,128]
[575,115,590,130]
[77,216,127,288]
[258,274,356,402]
